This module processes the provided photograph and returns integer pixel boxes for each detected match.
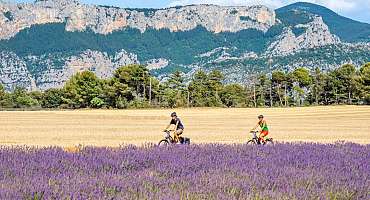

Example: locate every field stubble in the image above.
[0,106,369,147]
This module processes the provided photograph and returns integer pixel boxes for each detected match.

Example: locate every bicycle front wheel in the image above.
[158,140,169,147]
[247,140,257,145]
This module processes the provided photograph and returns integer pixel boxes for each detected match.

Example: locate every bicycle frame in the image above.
[250,131,262,144]
[164,131,175,144]
[248,130,273,145]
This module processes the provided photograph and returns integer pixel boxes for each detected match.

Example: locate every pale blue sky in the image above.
[14,0,370,23]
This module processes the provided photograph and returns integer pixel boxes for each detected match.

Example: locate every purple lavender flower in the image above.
[0,143,368,199]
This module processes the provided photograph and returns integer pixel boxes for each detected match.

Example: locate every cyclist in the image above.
[251,115,269,144]
[164,112,184,143]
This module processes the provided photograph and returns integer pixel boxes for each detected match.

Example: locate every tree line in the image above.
[0,63,369,110]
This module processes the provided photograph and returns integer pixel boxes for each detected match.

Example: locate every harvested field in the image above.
[0,106,369,147]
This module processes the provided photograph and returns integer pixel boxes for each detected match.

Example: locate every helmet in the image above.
[258,115,264,119]
[171,112,177,117]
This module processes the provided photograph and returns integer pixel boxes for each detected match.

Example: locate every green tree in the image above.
[167,71,186,90]
[189,70,209,107]
[113,64,150,99]
[102,78,131,109]
[29,91,43,103]
[360,63,370,86]
[148,77,160,106]
[64,71,102,108]
[207,70,224,106]
[0,84,4,100]
[311,67,326,105]
[255,74,269,107]
[90,97,105,108]
[11,87,39,108]
[188,70,225,107]
[324,71,341,104]
[289,67,312,106]
[271,71,288,106]
[334,64,359,104]
[161,71,187,107]
[41,88,65,108]
[220,84,246,107]
[291,67,312,87]
[108,65,159,108]
[108,65,149,108]
[0,84,13,108]
[161,87,177,108]
[359,62,370,104]
[0,84,6,108]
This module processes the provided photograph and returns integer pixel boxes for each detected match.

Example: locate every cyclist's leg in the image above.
[174,129,183,143]
[259,130,268,143]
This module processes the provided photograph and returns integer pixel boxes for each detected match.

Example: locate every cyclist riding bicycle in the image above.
[251,115,269,144]
[163,112,184,143]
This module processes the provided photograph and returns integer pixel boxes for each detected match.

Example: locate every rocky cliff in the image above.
[267,17,340,56]
[0,0,275,39]
[0,49,139,90]
[0,0,369,91]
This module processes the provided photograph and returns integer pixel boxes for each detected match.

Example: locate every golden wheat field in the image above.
[0,106,369,147]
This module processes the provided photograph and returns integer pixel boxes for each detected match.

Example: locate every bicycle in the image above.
[158,130,190,146]
[247,130,274,145]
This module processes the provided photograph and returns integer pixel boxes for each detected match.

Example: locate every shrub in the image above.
[90,97,105,108]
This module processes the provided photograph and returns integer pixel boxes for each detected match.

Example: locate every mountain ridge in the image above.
[276,2,370,42]
[0,0,276,40]
[0,1,369,91]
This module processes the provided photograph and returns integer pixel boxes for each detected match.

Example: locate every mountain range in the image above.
[0,0,369,91]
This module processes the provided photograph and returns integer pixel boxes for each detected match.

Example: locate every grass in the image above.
[0,106,369,147]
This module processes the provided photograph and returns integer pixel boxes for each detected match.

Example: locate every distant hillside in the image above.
[276,2,370,42]
[0,0,369,91]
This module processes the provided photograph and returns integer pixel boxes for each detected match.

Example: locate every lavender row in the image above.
[0,143,369,199]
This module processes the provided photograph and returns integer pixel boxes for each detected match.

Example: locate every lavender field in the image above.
[0,143,369,200]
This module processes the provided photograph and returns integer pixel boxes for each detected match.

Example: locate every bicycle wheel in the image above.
[184,137,190,145]
[247,140,257,145]
[158,140,169,146]
[264,138,274,145]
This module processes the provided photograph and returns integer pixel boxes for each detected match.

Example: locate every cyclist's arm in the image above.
[174,121,179,131]
[164,124,171,131]
[251,124,259,131]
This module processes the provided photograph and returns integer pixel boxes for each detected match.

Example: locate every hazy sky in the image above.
[13,0,370,23]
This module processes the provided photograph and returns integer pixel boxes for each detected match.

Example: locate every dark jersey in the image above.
[170,118,184,130]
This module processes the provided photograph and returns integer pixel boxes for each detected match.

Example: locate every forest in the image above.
[0,63,369,109]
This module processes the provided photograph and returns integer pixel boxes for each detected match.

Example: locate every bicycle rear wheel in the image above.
[264,138,274,145]
[158,140,169,146]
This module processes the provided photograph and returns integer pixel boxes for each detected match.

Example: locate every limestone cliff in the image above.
[0,1,368,91]
[0,0,275,40]
[267,17,340,56]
